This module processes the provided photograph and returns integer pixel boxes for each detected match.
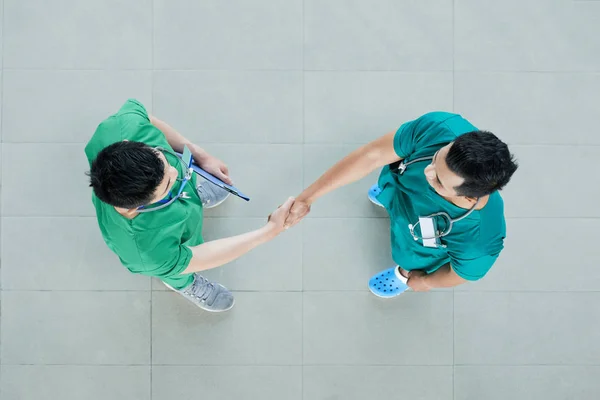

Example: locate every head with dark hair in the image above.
[87,141,177,209]
[424,131,518,199]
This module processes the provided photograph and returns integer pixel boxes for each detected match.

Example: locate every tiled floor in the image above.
[1,1,600,399]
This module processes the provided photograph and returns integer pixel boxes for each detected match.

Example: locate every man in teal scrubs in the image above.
[285,112,518,295]
[86,99,294,312]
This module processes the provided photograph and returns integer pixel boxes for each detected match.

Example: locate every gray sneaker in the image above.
[164,273,235,312]
[196,180,230,208]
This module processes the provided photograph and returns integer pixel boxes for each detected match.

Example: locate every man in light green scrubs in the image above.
[86,99,294,312]
[285,112,518,295]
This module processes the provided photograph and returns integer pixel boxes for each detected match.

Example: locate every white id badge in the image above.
[419,217,440,248]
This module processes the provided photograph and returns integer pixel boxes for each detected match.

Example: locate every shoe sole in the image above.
[164,282,235,312]
[368,283,411,299]
[368,196,385,208]
[369,289,403,299]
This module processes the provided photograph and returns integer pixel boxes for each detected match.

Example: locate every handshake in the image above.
[265,196,311,236]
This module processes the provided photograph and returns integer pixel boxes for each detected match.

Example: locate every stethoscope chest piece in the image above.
[392,154,480,249]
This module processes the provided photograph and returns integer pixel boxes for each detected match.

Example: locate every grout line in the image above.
[452,0,455,115]
[0,364,582,368]
[150,0,155,398]
[4,215,600,221]
[149,290,153,400]
[4,67,600,74]
[452,1,456,398]
[301,0,305,396]
[0,0,4,381]
[453,289,456,400]
[5,141,600,147]
[1,0,3,145]
[4,289,600,294]
[7,215,600,220]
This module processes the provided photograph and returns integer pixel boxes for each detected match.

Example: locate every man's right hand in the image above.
[267,197,296,235]
[284,198,311,228]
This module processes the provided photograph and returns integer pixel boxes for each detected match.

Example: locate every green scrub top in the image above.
[84,99,202,289]
[376,112,506,281]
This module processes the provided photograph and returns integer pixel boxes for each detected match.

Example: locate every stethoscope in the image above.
[136,147,193,213]
[392,156,480,246]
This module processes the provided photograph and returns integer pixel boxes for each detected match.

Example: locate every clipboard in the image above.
[175,151,250,202]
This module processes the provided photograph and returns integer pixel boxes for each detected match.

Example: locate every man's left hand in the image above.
[406,270,431,292]
[197,153,233,185]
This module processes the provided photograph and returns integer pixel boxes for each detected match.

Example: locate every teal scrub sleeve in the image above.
[393,112,458,159]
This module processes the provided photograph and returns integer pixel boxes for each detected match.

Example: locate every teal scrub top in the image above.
[376,112,506,281]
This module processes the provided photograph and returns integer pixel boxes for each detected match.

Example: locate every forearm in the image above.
[422,264,466,289]
[149,115,210,162]
[298,132,398,204]
[298,149,375,203]
[182,224,277,274]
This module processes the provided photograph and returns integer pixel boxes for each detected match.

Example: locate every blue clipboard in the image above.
[175,151,250,202]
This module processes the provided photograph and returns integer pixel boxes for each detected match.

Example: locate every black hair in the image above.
[87,141,165,208]
[446,131,518,198]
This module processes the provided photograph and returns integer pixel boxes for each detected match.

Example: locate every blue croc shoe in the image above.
[368,266,409,298]
[368,184,384,208]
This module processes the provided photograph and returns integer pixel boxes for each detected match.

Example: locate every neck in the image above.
[447,195,488,210]
[115,206,139,219]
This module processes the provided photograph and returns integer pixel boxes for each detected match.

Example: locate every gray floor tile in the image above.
[501,145,600,218]
[154,0,302,69]
[455,0,600,71]
[455,292,600,365]
[303,145,390,218]
[199,144,303,217]
[455,72,600,145]
[153,71,302,144]
[2,71,152,143]
[0,366,150,400]
[197,217,303,291]
[1,0,599,397]
[152,214,304,293]
[304,0,453,71]
[152,291,302,365]
[0,0,3,68]
[0,71,3,142]
[1,143,94,216]
[303,218,393,291]
[1,217,150,291]
[303,292,453,365]
[304,72,453,143]
[304,366,453,400]
[1,291,150,364]
[455,366,600,400]
[457,218,600,292]
[3,0,152,69]
[153,366,302,400]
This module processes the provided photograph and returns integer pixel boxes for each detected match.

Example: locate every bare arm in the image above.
[407,264,467,291]
[149,115,203,156]
[285,131,401,226]
[181,197,295,274]
[149,115,232,184]
[181,225,276,274]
